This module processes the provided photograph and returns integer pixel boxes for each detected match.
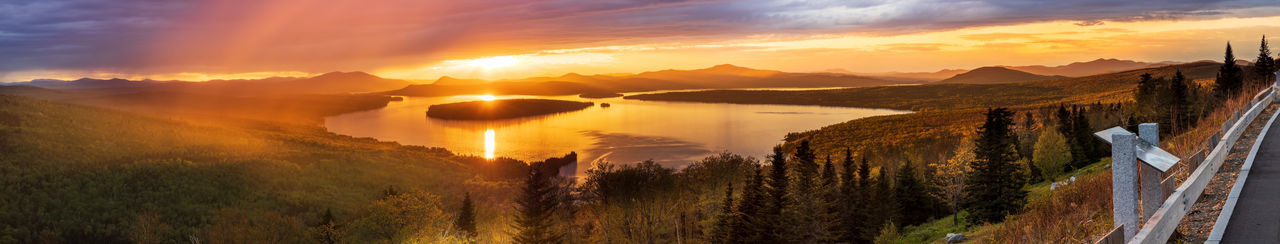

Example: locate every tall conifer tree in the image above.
[513,168,563,244]
[454,192,478,241]
[1256,35,1276,87]
[1216,42,1244,98]
[965,107,1027,224]
[732,168,768,243]
[764,146,788,243]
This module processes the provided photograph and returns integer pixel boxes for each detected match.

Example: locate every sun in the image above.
[477,95,497,101]
[467,56,520,70]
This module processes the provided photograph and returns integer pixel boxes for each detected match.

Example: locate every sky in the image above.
[4,0,1280,82]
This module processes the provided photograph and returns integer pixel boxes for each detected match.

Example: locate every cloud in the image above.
[2,0,1280,80]
[1075,20,1106,26]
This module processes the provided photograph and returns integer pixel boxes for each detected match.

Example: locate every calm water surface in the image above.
[324,93,909,174]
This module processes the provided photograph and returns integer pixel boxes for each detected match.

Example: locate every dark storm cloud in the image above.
[1,0,1278,77]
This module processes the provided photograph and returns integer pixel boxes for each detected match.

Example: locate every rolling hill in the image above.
[937,66,1066,84]
[626,61,1222,111]
[6,71,412,95]
[1003,58,1176,77]
[385,64,915,97]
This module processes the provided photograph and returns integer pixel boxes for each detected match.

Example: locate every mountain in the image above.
[851,69,969,82]
[276,71,410,94]
[1003,58,1178,77]
[386,64,915,97]
[18,78,166,90]
[7,71,411,95]
[937,67,1067,84]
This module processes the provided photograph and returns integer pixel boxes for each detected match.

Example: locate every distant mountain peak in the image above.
[1001,58,1178,77]
[709,64,744,69]
[313,71,379,79]
[939,66,1064,84]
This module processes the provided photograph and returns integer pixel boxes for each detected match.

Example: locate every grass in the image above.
[887,159,1113,243]
[0,95,519,243]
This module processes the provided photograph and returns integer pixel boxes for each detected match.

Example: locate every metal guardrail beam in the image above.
[1127,87,1277,243]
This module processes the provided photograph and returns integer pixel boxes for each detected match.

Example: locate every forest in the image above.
[0,39,1277,243]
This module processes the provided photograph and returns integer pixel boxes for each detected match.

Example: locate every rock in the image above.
[945,233,965,243]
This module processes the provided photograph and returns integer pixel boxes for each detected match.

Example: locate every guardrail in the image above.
[1204,96,1280,242]
[1125,86,1278,243]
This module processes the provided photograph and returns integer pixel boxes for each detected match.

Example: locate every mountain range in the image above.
[385,64,912,97]
[3,58,1206,97]
[847,58,1181,82]
[937,67,1068,84]
[7,71,410,95]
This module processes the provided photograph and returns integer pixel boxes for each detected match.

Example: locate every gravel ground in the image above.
[1172,104,1278,243]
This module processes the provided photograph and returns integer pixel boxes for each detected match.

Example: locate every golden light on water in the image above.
[484,129,496,159]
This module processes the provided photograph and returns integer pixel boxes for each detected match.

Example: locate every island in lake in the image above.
[426,98,594,120]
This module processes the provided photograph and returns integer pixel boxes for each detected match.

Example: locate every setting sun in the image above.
[477,95,497,101]
[467,56,520,70]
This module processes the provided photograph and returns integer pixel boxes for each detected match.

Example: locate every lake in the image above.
[324,93,909,174]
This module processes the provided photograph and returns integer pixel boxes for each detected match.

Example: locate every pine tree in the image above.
[454,192,478,241]
[513,168,564,244]
[820,155,841,240]
[713,184,735,243]
[1072,106,1098,167]
[315,208,342,244]
[1056,105,1087,169]
[1136,73,1157,106]
[764,146,789,243]
[893,162,937,226]
[836,149,860,243]
[853,156,875,243]
[1168,71,1192,131]
[1256,35,1276,87]
[965,107,1028,224]
[873,169,896,228]
[786,140,833,242]
[733,167,768,243]
[793,140,819,193]
[1216,42,1245,98]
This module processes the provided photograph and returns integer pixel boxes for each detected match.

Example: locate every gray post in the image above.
[1112,131,1140,240]
[1138,123,1162,222]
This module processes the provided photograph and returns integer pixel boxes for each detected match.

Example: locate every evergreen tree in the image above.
[1056,105,1086,169]
[314,209,343,244]
[1136,73,1157,106]
[893,162,937,226]
[837,149,862,243]
[733,167,768,243]
[1168,71,1192,131]
[965,107,1028,224]
[454,192,478,241]
[855,156,875,243]
[793,140,819,193]
[820,155,841,239]
[712,184,735,243]
[786,140,834,242]
[1216,42,1244,98]
[873,169,896,228]
[1071,106,1099,168]
[764,146,789,243]
[513,168,564,244]
[1256,35,1276,87]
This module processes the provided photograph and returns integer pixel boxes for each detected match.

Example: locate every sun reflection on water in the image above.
[484,129,496,159]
